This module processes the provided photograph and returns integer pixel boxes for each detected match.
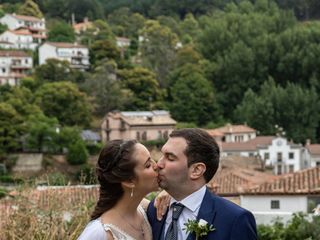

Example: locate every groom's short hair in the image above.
[169,128,220,182]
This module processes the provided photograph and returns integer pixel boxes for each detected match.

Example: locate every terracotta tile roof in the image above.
[0,50,30,57]
[214,124,256,134]
[245,167,320,195]
[9,29,32,35]
[306,144,320,155]
[30,185,99,207]
[73,21,93,31]
[109,111,176,126]
[221,136,275,151]
[0,185,100,229]
[11,14,43,22]
[45,42,87,49]
[208,167,277,196]
[206,129,224,137]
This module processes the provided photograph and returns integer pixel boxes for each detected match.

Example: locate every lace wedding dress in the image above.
[78,205,152,240]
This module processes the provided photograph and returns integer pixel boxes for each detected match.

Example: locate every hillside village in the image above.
[1,0,320,239]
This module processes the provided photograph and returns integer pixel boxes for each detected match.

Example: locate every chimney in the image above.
[306,139,311,145]
[71,13,75,26]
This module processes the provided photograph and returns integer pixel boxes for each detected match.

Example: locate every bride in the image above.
[78,139,167,240]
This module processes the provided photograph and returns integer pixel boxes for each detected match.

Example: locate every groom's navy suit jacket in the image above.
[147,188,257,240]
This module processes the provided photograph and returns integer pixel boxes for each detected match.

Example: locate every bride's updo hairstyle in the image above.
[91,139,138,220]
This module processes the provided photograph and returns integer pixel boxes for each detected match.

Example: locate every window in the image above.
[289,164,294,173]
[277,152,282,162]
[249,153,254,157]
[316,162,320,167]
[2,68,5,73]
[277,165,282,175]
[142,131,147,141]
[271,200,280,209]
[136,132,140,141]
[163,131,168,139]
[158,131,162,139]
[235,135,244,142]
[289,152,294,159]
[264,153,269,160]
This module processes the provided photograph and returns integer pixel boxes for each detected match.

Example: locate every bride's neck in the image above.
[114,192,143,215]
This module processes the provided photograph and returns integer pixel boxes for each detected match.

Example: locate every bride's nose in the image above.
[151,159,158,171]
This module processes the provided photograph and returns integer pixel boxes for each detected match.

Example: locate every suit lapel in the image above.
[186,188,217,240]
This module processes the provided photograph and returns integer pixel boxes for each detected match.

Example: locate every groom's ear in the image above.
[189,162,206,180]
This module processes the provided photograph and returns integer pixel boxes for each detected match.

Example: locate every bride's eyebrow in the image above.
[143,157,151,166]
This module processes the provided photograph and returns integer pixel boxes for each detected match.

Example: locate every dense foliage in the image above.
[258,213,320,240]
[1,0,320,158]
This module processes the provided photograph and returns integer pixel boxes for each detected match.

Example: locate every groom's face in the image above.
[157,137,190,194]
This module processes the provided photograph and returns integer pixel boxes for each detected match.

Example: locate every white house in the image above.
[0,29,41,50]
[0,13,46,35]
[221,136,303,175]
[304,143,320,168]
[116,37,130,48]
[0,50,33,86]
[241,167,320,225]
[38,42,90,70]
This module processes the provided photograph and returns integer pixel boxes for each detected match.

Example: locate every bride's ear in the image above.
[121,181,135,189]
[189,163,206,180]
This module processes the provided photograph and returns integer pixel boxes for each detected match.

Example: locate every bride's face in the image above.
[132,143,159,195]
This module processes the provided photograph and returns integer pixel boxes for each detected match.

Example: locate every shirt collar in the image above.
[169,185,206,213]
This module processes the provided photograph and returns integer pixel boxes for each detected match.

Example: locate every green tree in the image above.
[118,67,165,110]
[83,61,132,116]
[0,103,23,154]
[140,20,179,87]
[48,21,75,43]
[67,140,88,165]
[34,59,85,84]
[0,23,7,35]
[235,79,320,143]
[179,13,200,43]
[35,82,92,126]
[24,113,59,153]
[17,0,43,18]
[89,39,120,67]
[169,64,219,126]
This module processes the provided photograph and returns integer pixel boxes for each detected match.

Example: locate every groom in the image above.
[147,128,257,240]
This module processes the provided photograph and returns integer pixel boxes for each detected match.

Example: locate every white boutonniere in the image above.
[184,219,215,240]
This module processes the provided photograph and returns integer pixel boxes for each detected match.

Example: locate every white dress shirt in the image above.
[164,185,207,240]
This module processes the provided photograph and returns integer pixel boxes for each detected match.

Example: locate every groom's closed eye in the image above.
[166,153,177,161]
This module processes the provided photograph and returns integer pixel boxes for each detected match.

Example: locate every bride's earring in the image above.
[130,187,134,198]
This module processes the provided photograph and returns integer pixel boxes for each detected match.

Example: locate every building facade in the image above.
[101,111,176,143]
[0,50,33,86]
[39,42,90,70]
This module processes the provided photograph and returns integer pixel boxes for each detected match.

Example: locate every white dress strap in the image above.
[102,223,136,240]
[100,205,152,240]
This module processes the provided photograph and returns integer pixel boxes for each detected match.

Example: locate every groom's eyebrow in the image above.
[166,152,177,158]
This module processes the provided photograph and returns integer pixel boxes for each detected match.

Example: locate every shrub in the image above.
[0,187,7,198]
[67,140,88,165]
[258,213,320,240]
[47,172,68,186]
[86,142,103,155]
[76,164,96,185]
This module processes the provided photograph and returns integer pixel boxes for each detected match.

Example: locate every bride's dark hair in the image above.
[91,139,138,220]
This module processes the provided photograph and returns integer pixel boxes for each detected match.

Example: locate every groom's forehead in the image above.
[162,137,187,153]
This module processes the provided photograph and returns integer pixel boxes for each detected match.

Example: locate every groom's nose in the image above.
[157,156,164,169]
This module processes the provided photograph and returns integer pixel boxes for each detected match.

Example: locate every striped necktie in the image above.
[165,203,185,240]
